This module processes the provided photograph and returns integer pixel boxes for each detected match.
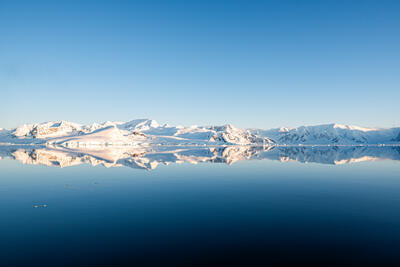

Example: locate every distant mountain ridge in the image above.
[1,119,274,147]
[252,123,400,145]
[0,119,399,147]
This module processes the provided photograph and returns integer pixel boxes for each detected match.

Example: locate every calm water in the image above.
[1,147,400,266]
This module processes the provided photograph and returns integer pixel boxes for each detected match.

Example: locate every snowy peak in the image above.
[209,124,274,145]
[119,119,160,131]
[210,124,237,132]
[256,123,400,145]
[332,123,379,132]
[1,120,399,146]
[13,121,83,139]
[2,119,274,147]
[46,125,147,147]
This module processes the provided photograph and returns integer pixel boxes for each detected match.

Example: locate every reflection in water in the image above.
[1,145,400,266]
[1,145,399,169]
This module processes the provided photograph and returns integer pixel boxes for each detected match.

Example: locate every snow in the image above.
[13,121,83,138]
[1,119,399,147]
[332,123,379,132]
[254,123,400,145]
[46,125,145,147]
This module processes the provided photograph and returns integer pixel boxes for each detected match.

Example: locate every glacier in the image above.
[0,119,399,147]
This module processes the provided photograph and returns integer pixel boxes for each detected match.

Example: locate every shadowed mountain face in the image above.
[1,145,399,170]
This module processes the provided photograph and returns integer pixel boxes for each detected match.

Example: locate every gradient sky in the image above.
[1,0,399,129]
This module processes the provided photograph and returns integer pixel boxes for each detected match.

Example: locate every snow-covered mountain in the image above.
[1,119,273,147]
[1,120,399,147]
[252,123,400,145]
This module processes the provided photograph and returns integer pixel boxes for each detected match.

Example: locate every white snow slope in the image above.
[1,120,399,147]
[1,119,274,147]
[252,123,400,145]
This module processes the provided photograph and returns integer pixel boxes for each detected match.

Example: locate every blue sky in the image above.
[1,0,399,129]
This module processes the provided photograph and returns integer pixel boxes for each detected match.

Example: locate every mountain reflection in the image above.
[1,145,399,170]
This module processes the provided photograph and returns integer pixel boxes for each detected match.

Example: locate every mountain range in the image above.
[1,119,399,147]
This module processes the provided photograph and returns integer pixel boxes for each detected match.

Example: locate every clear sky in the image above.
[1,0,399,129]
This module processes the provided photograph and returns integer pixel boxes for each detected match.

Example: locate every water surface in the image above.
[1,146,400,266]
